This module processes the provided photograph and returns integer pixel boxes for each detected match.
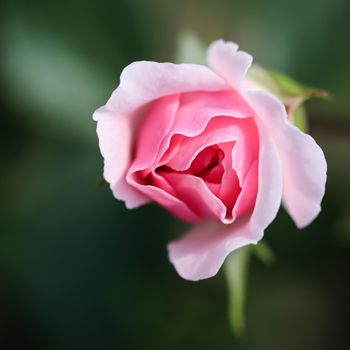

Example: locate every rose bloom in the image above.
[93,40,327,281]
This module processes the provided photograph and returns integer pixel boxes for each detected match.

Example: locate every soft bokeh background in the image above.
[1,0,350,349]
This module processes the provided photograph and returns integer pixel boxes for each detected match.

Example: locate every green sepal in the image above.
[293,105,309,133]
[247,65,329,132]
[268,69,329,101]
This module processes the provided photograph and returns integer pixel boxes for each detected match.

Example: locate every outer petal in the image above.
[94,106,149,208]
[167,119,282,280]
[207,40,253,88]
[93,62,229,208]
[246,90,327,228]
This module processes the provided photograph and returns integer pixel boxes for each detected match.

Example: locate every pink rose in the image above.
[93,40,327,281]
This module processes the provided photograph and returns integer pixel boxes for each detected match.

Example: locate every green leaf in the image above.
[224,246,251,337]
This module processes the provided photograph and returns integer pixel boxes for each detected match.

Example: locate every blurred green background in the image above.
[1,0,350,349]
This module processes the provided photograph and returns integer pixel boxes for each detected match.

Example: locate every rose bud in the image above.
[93,40,327,281]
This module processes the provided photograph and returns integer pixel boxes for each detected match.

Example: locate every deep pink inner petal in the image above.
[189,145,224,182]
[217,142,241,221]
[128,90,255,175]
[158,171,227,221]
[127,91,260,224]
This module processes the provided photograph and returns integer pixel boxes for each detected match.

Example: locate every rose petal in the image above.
[127,94,181,174]
[167,119,282,280]
[216,142,241,219]
[246,90,327,228]
[94,107,149,208]
[232,160,258,219]
[160,172,227,221]
[207,40,253,88]
[128,175,200,223]
[106,62,229,115]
